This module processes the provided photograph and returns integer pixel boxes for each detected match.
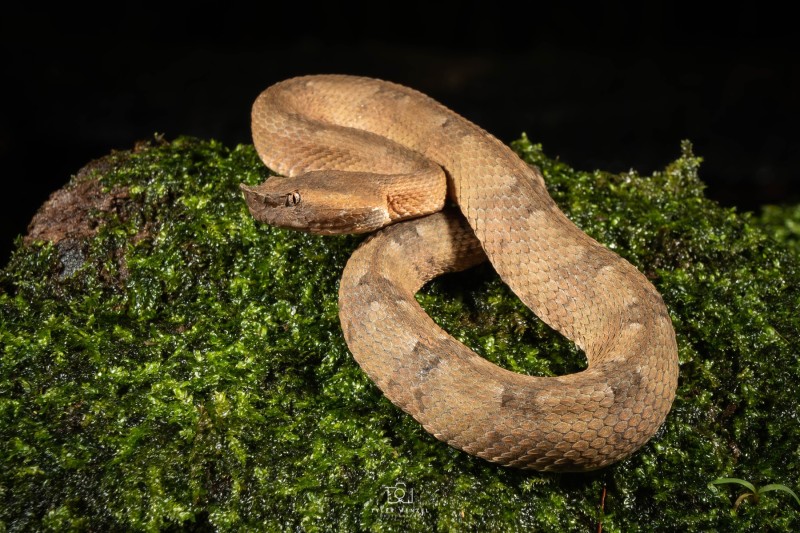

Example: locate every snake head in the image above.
[240,173,391,235]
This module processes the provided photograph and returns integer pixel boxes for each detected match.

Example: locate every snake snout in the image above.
[240,181,302,222]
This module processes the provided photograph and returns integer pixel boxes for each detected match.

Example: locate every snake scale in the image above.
[241,75,679,471]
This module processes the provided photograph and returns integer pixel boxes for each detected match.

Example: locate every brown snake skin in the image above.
[242,75,679,471]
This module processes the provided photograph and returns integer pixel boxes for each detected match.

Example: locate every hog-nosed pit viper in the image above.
[241,75,679,471]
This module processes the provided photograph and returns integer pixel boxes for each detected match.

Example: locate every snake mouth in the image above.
[303,206,389,234]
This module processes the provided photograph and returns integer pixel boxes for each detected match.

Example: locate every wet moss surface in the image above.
[1,136,798,531]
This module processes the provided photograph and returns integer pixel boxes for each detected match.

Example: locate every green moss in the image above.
[1,135,798,531]
[758,204,800,255]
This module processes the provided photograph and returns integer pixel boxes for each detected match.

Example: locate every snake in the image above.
[241,75,679,471]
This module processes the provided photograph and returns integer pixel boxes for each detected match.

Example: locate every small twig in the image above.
[597,484,607,533]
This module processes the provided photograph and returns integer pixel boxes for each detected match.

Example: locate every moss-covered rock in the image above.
[1,136,798,531]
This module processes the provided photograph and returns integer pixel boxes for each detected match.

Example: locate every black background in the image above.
[2,4,798,266]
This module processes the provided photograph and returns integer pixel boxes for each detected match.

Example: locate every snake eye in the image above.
[285,191,301,207]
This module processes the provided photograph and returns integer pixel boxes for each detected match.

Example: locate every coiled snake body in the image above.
[242,75,678,471]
